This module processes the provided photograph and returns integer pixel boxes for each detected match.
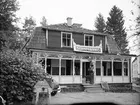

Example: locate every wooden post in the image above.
[101,58,103,82]
[45,54,48,73]
[80,56,83,83]
[111,57,114,83]
[72,55,75,83]
[122,59,124,83]
[94,58,96,84]
[127,58,130,82]
[59,54,62,83]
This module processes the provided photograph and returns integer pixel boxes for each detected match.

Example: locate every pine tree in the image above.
[40,16,48,27]
[106,5,129,54]
[94,13,106,32]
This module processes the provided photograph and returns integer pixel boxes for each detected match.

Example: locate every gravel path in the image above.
[50,92,140,105]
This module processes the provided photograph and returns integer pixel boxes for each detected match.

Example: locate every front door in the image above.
[82,62,93,84]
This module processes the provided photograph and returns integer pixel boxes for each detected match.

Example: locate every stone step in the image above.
[83,84,105,93]
[85,89,105,93]
[83,84,101,88]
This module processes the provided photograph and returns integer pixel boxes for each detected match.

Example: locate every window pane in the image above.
[52,67,59,75]
[89,36,92,40]
[96,61,101,76]
[62,33,71,47]
[61,67,66,75]
[103,62,112,76]
[67,34,71,38]
[85,36,88,40]
[113,62,122,76]
[63,33,66,38]
[66,60,72,75]
[85,40,88,46]
[51,59,59,75]
[67,39,70,46]
[75,60,80,75]
[124,62,128,76]
[89,40,92,46]
[47,59,51,74]
[63,39,66,46]
[85,36,93,46]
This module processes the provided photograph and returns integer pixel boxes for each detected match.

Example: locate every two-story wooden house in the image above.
[26,17,134,85]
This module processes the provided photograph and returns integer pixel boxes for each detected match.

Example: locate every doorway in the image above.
[82,61,91,83]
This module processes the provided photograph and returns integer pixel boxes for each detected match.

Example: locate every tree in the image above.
[0,0,19,51]
[40,16,48,27]
[0,49,46,104]
[21,16,36,43]
[23,16,36,37]
[94,13,106,32]
[106,5,129,54]
[130,1,140,54]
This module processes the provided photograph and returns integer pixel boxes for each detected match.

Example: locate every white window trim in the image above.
[61,32,72,48]
[84,34,94,46]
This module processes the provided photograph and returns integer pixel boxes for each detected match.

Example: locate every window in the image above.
[124,62,128,76]
[96,61,101,76]
[52,67,59,75]
[103,61,112,76]
[85,35,93,46]
[75,60,80,75]
[61,32,72,47]
[113,62,122,76]
[51,59,59,75]
[61,60,73,75]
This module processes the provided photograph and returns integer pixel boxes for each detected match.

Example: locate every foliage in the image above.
[106,5,129,54]
[0,0,19,51]
[0,49,46,104]
[133,77,140,85]
[23,16,36,37]
[40,16,48,27]
[94,13,106,32]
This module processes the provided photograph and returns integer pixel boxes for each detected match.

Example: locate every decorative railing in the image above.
[73,40,102,53]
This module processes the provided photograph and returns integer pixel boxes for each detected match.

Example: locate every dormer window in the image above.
[84,35,94,46]
[61,32,72,47]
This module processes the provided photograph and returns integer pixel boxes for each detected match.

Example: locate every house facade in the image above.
[132,55,140,78]
[26,17,134,84]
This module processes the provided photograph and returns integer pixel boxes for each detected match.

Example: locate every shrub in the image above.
[132,78,140,85]
[0,50,45,104]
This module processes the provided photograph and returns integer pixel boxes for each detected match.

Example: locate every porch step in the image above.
[83,84,105,93]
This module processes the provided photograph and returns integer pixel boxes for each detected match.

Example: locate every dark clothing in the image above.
[89,70,94,84]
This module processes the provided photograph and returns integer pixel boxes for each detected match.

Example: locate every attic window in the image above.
[61,32,72,47]
[84,35,94,46]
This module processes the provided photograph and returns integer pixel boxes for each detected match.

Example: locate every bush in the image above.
[0,50,45,104]
[133,78,140,85]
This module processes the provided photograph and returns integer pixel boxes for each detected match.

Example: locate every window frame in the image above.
[84,34,94,46]
[61,32,72,48]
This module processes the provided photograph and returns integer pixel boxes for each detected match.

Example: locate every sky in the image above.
[16,0,140,55]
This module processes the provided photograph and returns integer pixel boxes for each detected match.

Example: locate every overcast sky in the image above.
[16,0,139,54]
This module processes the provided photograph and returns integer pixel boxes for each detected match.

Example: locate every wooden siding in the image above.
[48,30,61,48]
[48,30,106,52]
[73,32,84,45]
[94,35,105,51]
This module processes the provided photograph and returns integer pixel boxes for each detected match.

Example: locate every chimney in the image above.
[67,17,72,26]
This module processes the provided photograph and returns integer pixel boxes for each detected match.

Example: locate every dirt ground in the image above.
[50,92,140,105]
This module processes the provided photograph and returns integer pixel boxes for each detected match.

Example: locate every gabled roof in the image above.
[43,23,108,36]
